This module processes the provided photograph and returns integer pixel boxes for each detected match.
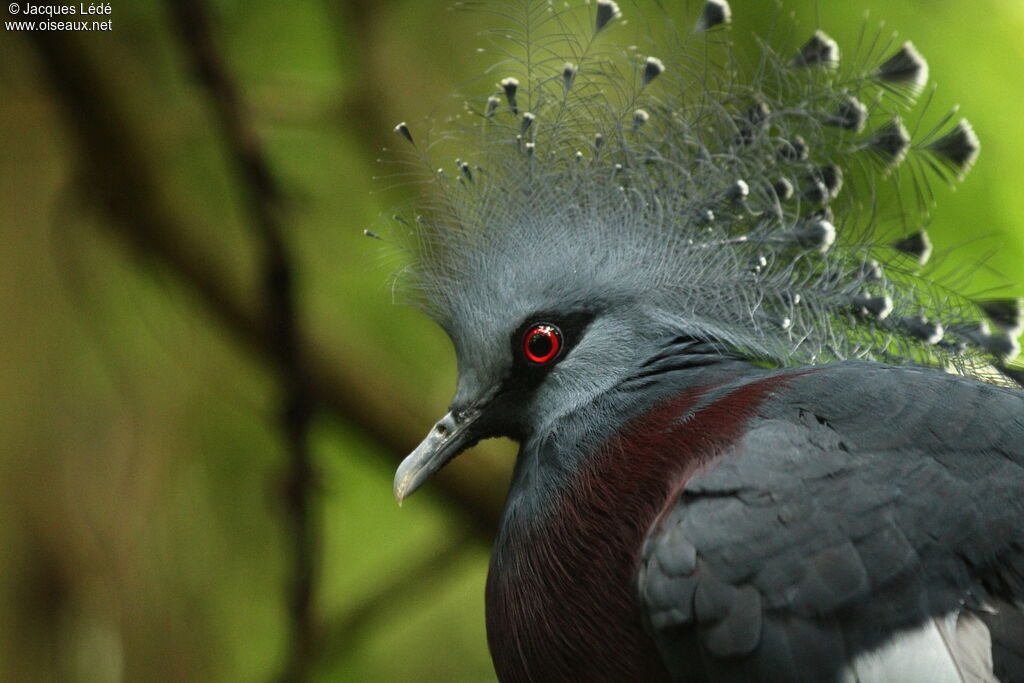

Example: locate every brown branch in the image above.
[321,0,394,159]
[21,2,505,594]
[162,1,315,679]
[316,533,476,671]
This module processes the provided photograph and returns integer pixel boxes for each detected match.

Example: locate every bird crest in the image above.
[382,0,1022,387]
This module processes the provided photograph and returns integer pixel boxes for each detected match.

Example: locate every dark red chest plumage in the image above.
[484,375,790,682]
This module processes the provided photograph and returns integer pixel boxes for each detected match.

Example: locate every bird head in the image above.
[387,0,1021,502]
[392,235,692,502]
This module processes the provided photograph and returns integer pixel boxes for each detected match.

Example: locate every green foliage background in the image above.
[0,1,1021,681]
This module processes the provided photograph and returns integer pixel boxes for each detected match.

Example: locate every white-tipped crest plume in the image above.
[382,0,1022,386]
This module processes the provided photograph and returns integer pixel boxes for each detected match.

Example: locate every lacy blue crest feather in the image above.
[385,0,1022,385]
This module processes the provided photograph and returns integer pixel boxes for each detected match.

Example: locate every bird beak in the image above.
[394,408,481,504]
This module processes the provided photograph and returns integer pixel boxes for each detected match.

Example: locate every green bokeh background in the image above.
[1,1,1021,681]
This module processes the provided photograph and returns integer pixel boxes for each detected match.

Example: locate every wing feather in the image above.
[637,363,1024,682]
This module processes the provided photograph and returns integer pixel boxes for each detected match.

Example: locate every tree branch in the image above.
[21,15,503,554]
[316,533,476,672]
[162,0,315,679]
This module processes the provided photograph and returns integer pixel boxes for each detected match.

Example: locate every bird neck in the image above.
[486,354,774,681]
[504,347,756,517]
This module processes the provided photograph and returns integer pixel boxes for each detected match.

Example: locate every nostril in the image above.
[435,423,448,436]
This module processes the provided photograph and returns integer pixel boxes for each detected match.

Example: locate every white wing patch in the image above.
[841,610,995,683]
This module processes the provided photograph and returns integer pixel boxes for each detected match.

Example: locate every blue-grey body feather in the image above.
[639,362,1024,681]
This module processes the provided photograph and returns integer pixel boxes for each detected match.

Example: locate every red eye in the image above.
[522,324,563,364]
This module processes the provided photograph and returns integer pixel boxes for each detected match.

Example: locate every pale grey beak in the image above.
[394,409,480,504]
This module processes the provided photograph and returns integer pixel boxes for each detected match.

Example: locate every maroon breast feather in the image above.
[486,371,809,682]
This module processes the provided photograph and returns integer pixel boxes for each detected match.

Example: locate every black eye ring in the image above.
[522,324,563,364]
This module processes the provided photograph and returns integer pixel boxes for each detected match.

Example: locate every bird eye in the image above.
[522,324,563,364]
